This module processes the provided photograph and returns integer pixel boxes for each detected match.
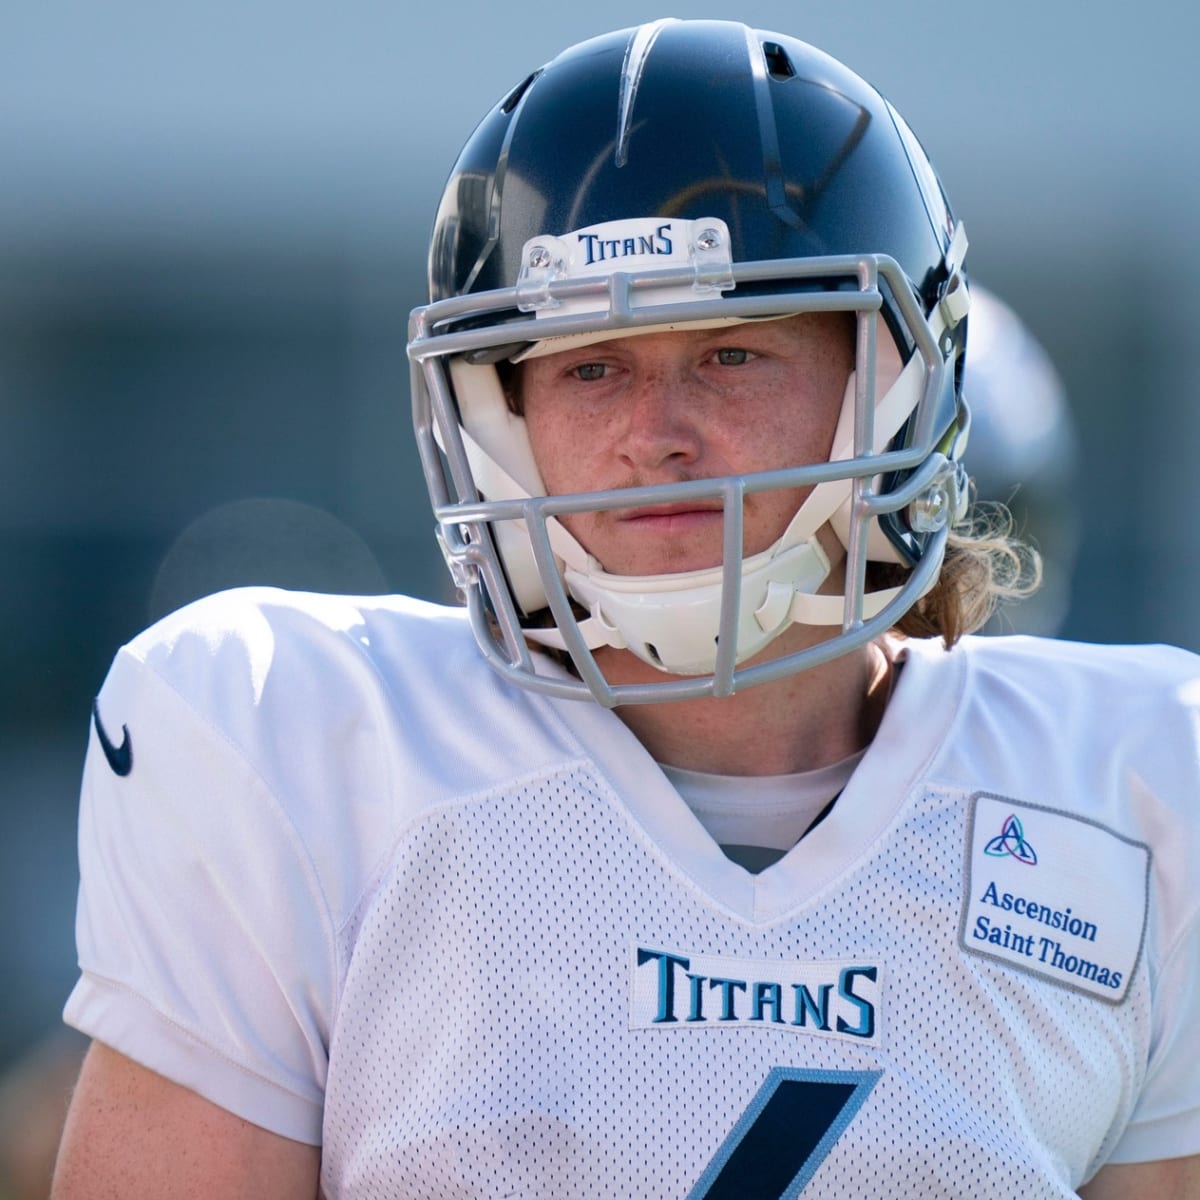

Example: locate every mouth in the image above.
[619,500,726,520]
[574,499,739,576]
[617,503,726,535]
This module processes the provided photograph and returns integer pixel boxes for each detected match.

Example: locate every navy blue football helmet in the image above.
[409,19,971,705]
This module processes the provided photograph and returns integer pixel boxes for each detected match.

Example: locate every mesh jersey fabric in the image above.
[65,587,1200,1196]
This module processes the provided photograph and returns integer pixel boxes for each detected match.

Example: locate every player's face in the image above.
[517,314,853,576]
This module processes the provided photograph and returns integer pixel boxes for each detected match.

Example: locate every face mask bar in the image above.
[409,251,965,707]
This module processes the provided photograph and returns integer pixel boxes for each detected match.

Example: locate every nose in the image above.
[615,367,703,473]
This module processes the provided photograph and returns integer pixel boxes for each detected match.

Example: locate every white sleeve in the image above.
[64,646,336,1146]
[1105,904,1200,1163]
[1105,663,1200,1166]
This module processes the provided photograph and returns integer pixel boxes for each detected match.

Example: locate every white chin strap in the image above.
[447,325,929,676]
[561,538,836,676]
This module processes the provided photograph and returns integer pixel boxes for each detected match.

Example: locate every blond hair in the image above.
[873,499,1043,647]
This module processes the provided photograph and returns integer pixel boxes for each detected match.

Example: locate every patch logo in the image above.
[961,793,1150,1003]
[984,812,1037,865]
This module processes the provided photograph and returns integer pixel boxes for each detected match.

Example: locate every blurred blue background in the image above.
[1,0,1198,1180]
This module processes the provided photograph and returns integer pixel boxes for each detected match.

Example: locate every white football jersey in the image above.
[66,587,1200,1197]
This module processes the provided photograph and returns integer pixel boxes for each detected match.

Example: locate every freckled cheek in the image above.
[740,484,806,551]
[524,407,614,495]
[725,418,831,474]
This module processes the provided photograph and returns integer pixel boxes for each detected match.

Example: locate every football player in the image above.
[53,20,1200,1198]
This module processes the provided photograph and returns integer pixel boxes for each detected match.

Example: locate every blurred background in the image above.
[1,0,1198,1189]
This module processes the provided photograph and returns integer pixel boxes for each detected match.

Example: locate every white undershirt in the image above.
[660,749,865,872]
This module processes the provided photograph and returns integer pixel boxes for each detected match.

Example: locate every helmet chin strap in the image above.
[548,536,837,675]
[523,530,907,675]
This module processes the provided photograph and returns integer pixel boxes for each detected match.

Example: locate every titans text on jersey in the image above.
[634,947,879,1039]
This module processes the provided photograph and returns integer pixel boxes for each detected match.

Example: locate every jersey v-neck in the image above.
[542,638,963,925]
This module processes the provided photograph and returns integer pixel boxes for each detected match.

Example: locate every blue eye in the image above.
[715,348,750,365]
[574,362,607,381]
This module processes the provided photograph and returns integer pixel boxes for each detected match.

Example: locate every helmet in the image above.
[408,18,971,706]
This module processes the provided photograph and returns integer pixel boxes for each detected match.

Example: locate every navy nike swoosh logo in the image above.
[92,699,133,777]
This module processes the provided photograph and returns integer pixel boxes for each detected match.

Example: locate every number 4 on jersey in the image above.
[689,1068,881,1199]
